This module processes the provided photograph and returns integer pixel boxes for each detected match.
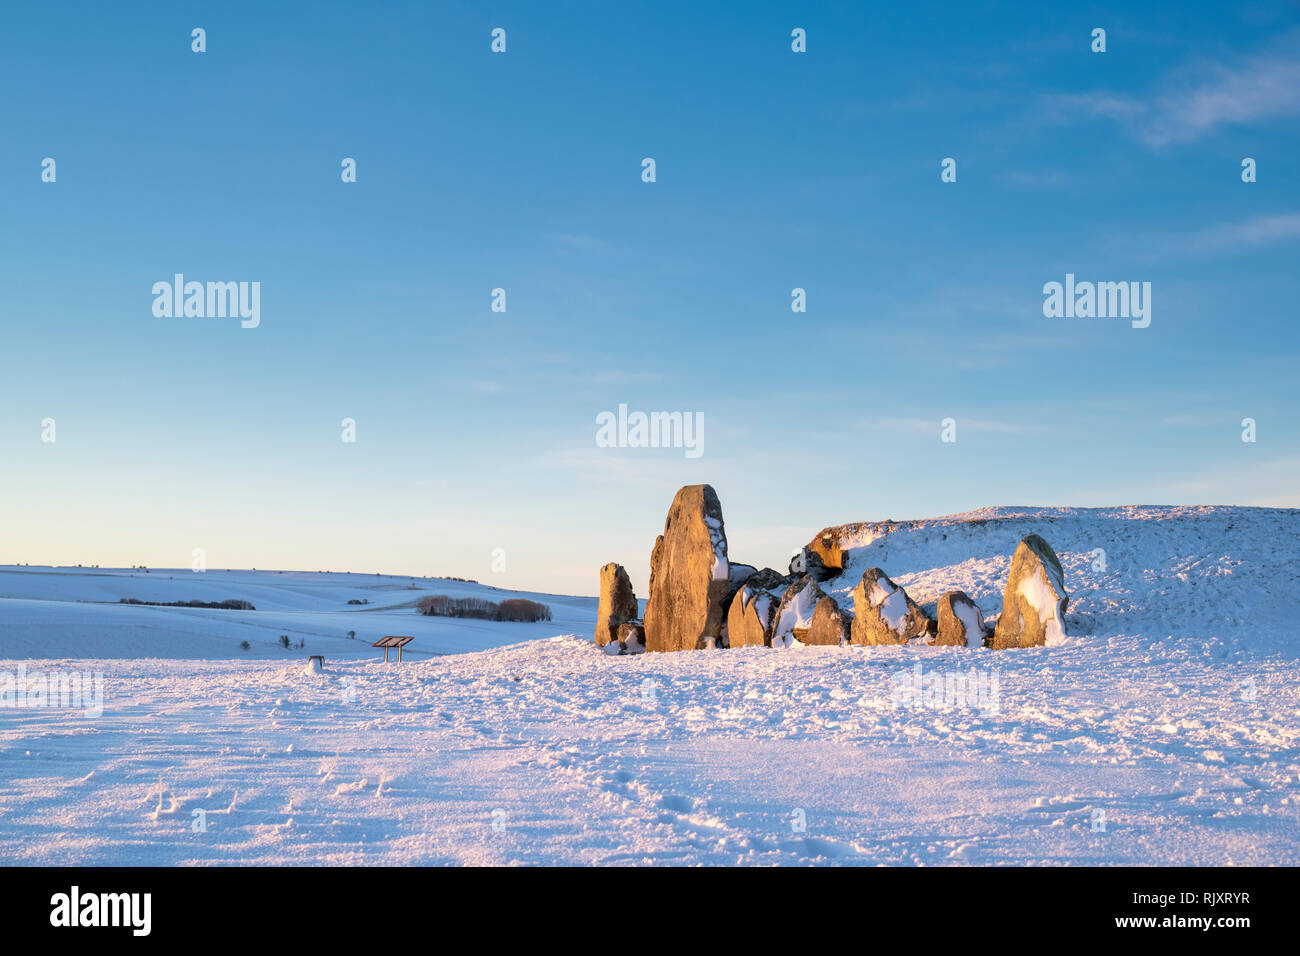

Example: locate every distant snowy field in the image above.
[2,505,1298,865]
[0,567,593,659]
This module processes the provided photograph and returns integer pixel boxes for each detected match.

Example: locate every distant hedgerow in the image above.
[119,598,255,610]
[416,594,550,623]
[497,598,552,623]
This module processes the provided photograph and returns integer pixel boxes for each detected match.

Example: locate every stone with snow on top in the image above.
[772,575,827,647]
[726,585,776,648]
[805,595,851,646]
[992,534,1069,649]
[850,567,932,645]
[935,590,990,647]
[595,563,638,648]
[643,484,731,653]
[721,561,759,639]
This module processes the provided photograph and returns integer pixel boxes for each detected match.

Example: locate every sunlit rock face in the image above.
[850,567,933,646]
[595,563,638,648]
[727,585,775,649]
[935,590,991,647]
[991,535,1069,649]
[805,595,851,646]
[644,485,730,653]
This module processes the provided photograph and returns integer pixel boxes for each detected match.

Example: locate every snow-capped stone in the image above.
[721,561,759,645]
[850,567,932,645]
[805,595,851,646]
[935,590,990,647]
[772,575,826,646]
[595,563,638,648]
[643,484,731,653]
[726,585,776,648]
[992,534,1069,649]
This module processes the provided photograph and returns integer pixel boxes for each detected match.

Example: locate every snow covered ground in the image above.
[0,567,593,659]
[2,505,1298,865]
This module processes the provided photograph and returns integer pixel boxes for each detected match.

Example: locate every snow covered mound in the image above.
[811,505,1299,661]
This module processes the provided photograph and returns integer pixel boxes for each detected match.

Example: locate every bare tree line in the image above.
[416,595,551,623]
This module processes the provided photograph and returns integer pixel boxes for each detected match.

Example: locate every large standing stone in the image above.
[935,590,990,647]
[992,534,1069,649]
[595,563,638,647]
[643,484,731,652]
[850,567,932,645]
[805,595,851,646]
[726,585,776,648]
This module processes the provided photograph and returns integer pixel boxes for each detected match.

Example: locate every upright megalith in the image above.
[595,563,638,648]
[850,567,932,645]
[727,585,776,648]
[643,484,731,652]
[721,562,758,635]
[992,534,1069,649]
[805,595,851,646]
[935,590,990,647]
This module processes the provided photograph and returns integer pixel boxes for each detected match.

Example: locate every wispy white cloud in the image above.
[1142,46,1300,146]
[1047,92,1147,123]
[1042,35,1300,148]
[1130,211,1300,260]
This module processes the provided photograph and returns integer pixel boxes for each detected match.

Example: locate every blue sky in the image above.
[2,1,1297,596]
